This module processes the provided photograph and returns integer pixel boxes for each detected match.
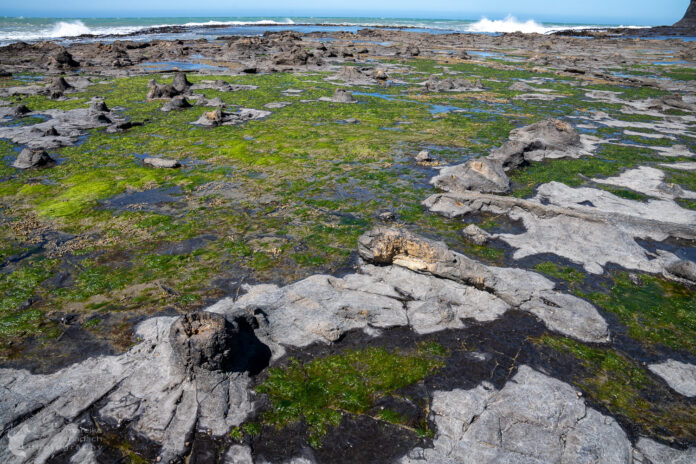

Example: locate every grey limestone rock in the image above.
[143,157,181,168]
[12,148,54,169]
[648,359,696,397]
[431,158,510,194]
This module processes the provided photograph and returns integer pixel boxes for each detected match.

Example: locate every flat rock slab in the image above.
[649,359,696,397]
[401,365,694,464]
[594,166,696,201]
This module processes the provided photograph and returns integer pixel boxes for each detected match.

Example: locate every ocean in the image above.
[0,16,642,46]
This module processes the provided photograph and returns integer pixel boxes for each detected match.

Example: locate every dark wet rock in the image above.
[46,76,73,98]
[143,157,181,169]
[49,49,79,69]
[30,125,59,137]
[273,46,322,66]
[106,120,143,133]
[161,95,192,112]
[424,76,483,92]
[10,104,31,118]
[146,78,179,100]
[12,148,54,169]
[675,0,696,27]
[171,71,192,93]
[489,119,587,170]
[90,112,112,124]
[432,158,510,194]
[666,259,696,282]
[88,99,109,113]
[0,69,11,78]
[169,312,238,372]
[331,66,376,85]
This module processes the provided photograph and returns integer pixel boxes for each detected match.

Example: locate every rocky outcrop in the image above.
[431,158,510,194]
[401,366,652,464]
[12,148,54,169]
[192,107,271,127]
[425,183,696,277]
[46,77,73,98]
[319,88,356,103]
[329,66,377,85]
[143,157,181,168]
[171,71,192,93]
[0,107,124,150]
[424,76,483,92]
[161,95,192,111]
[675,0,696,27]
[489,119,588,169]
[48,49,79,69]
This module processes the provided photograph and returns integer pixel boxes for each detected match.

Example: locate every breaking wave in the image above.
[0,18,297,43]
[466,15,604,34]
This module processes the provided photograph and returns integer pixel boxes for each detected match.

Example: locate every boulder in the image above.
[489,119,584,169]
[666,259,696,282]
[399,45,420,57]
[432,158,510,194]
[169,312,238,372]
[89,99,109,113]
[10,104,31,118]
[416,150,432,162]
[331,89,355,103]
[146,79,180,100]
[49,49,79,69]
[373,68,389,81]
[161,95,192,112]
[47,76,73,98]
[143,157,181,169]
[462,224,491,245]
[425,76,482,92]
[13,148,54,169]
[171,72,192,93]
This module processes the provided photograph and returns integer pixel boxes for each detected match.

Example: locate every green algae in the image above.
[582,272,696,355]
[509,145,661,198]
[539,335,696,443]
[0,56,692,361]
[256,343,445,447]
[533,262,586,284]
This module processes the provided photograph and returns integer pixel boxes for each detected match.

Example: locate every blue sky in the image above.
[0,0,690,25]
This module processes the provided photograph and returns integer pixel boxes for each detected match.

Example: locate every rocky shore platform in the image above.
[0,23,695,464]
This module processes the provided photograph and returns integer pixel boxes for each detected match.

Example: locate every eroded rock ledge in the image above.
[3,226,691,463]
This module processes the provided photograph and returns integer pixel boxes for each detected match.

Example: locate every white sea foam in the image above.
[464,15,625,34]
[0,20,144,42]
